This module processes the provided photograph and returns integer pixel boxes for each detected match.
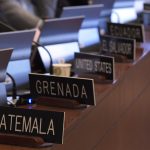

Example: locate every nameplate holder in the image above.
[0,106,65,147]
[74,52,115,82]
[100,35,136,62]
[29,73,96,107]
[107,22,145,43]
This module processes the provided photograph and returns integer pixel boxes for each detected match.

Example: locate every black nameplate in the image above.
[144,3,150,11]
[74,52,115,81]
[100,35,136,62]
[29,73,96,106]
[0,106,64,144]
[107,22,144,43]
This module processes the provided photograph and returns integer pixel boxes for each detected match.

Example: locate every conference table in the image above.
[0,26,150,150]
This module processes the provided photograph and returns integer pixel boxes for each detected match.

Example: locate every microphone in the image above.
[32,41,53,74]
[6,72,17,100]
[6,72,18,107]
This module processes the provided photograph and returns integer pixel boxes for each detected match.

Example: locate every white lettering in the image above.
[39,118,46,135]
[57,83,64,96]
[43,80,49,94]
[50,82,56,95]
[8,114,15,131]
[81,85,88,99]
[36,80,42,94]
[66,83,72,97]
[0,114,6,130]
[73,84,79,97]
[22,116,32,133]
[47,119,55,135]
[31,117,38,133]
[102,39,107,51]
[109,24,141,40]
[15,115,22,132]
[35,80,90,100]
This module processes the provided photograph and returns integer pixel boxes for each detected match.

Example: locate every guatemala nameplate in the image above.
[107,22,144,43]
[29,73,96,106]
[0,106,65,144]
[74,52,115,81]
[100,35,136,62]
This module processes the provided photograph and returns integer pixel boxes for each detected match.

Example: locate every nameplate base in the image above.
[0,133,53,147]
[35,97,88,109]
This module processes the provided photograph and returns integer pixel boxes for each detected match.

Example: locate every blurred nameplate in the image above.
[100,35,136,62]
[143,4,150,27]
[0,106,65,144]
[143,13,150,27]
[74,52,115,81]
[144,3,150,11]
[107,22,144,43]
[29,73,96,106]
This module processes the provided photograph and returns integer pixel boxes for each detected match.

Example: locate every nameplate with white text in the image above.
[144,3,150,11]
[29,73,96,106]
[107,22,144,42]
[74,52,115,81]
[100,35,136,62]
[0,106,65,144]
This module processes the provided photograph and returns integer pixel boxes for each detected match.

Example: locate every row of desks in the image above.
[1,10,150,149]
[0,37,149,149]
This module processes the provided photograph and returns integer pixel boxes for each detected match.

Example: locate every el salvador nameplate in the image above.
[100,35,136,62]
[107,22,144,43]
[0,106,65,144]
[29,73,96,106]
[74,52,115,81]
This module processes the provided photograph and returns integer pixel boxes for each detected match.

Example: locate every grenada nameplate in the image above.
[29,73,96,106]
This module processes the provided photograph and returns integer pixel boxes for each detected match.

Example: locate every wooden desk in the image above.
[0,46,150,150]
[50,50,150,150]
